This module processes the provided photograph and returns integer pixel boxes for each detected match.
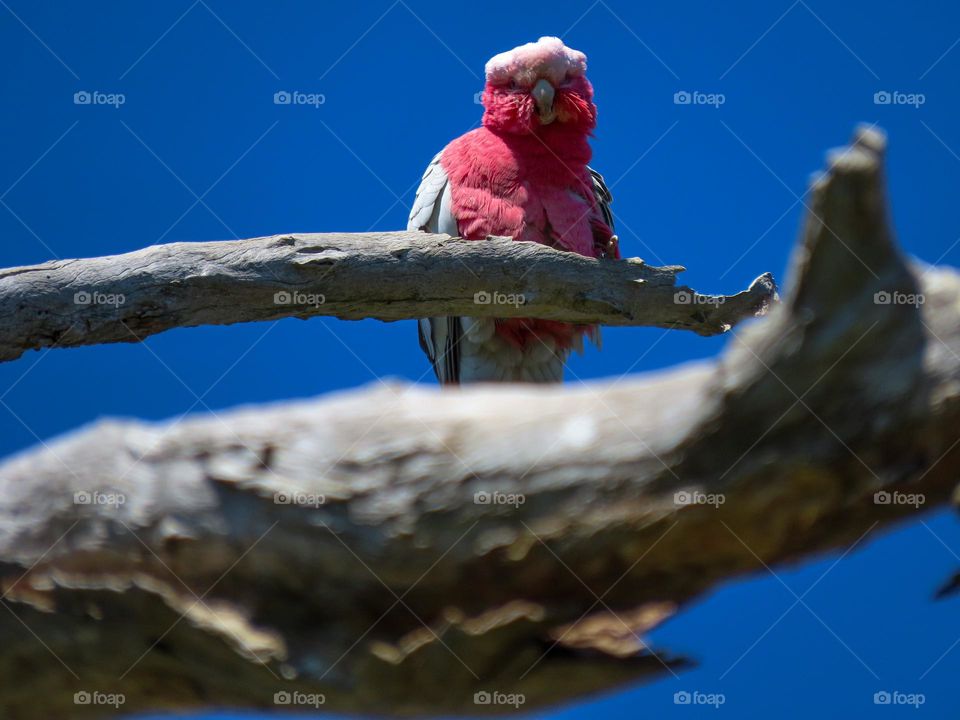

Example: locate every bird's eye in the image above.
[508,79,520,91]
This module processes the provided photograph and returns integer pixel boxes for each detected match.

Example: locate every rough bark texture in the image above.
[0,232,776,363]
[1,126,957,719]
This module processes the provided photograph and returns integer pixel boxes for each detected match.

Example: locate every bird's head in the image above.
[480,37,596,135]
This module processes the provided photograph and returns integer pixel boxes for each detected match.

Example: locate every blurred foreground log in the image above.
[1,126,958,718]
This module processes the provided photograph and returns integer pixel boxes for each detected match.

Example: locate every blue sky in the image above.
[1,0,959,717]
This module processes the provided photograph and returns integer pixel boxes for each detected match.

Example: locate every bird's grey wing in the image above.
[409,151,462,384]
[587,166,615,233]
[584,166,616,350]
[407,151,447,233]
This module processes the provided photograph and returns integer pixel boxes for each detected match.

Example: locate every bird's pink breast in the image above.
[440,126,598,350]
[440,127,596,256]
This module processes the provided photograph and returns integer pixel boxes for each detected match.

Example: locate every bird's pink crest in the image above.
[480,37,595,135]
[485,36,587,87]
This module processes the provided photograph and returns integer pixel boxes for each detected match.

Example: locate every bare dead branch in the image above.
[0,231,776,362]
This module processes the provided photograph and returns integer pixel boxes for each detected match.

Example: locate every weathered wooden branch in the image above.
[0,231,777,363]
[1,126,958,719]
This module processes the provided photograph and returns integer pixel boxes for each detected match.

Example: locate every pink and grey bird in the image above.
[408,37,618,383]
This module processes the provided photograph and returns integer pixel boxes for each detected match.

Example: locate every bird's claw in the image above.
[600,234,619,259]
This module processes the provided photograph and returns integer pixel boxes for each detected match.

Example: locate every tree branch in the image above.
[0,231,776,363]
[1,126,957,719]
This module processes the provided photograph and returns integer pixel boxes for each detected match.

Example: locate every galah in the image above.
[408,36,619,384]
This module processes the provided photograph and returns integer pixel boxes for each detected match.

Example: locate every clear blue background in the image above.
[1,0,959,717]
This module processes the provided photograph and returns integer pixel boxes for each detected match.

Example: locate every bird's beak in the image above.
[531,78,556,124]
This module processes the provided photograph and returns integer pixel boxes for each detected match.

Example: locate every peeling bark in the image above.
[0,231,775,362]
